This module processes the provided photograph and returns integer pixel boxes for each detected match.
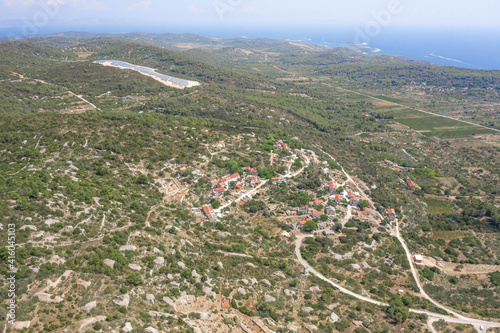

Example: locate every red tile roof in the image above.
[312,211,323,216]
[387,208,396,215]
[313,198,324,205]
[229,173,240,179]
[299,218,312,225]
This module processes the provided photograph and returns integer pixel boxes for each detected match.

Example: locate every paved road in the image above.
[295,234,500,332]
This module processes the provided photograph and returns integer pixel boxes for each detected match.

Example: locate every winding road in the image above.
[295,234,500,332]
[293,147,500,332]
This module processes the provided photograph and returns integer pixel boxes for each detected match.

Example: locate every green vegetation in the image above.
[0,33,498,332]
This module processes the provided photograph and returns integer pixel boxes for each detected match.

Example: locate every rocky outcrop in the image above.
[119,245,137,252]
[82,301,97,312]
[104,259,115,268]
[153,257,164,266]
[113,294,130,308]
[264,295,276,302]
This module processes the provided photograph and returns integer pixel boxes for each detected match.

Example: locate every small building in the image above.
[317,222,330,230]
[178,166,187,176]
[325,206,336,216]
[310,211,323,218]
[213,187,225,196]
[334,195,343,204]
[297,218,313,229]
[348,197,359,206]
[270,177,280,184]
[202,206,217,222]
[328,182,337,193]
[407,179,416,189]
[386,208,397,219]
[283,143,289,151]
[323,229,336,236]
[244,167,259,175]
[229,173,240,182]
[414,255,423,264]
[297,207,309,215]
[313,198,324,207]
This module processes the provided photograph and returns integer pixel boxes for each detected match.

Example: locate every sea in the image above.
[206,26,500,70]
[1,25,499,70]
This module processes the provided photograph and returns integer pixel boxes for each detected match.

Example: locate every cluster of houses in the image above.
[211,172,242,197]
[275,139,289,151]
[289,184,366,231]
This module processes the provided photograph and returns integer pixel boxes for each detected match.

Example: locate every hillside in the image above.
[0,37,499,333]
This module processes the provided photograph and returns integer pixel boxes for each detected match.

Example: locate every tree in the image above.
[125,271,143,286]
[401,295,413,307]
[303,220,317,232]
[359,201,369,210]
[136,174,148,185]
[211,199,221,209]
[386,295,409,323]
[489,271,500,287]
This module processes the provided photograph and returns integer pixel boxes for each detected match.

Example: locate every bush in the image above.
[386,295,409,323]
[189,312,201,319]
[125,271,143,286]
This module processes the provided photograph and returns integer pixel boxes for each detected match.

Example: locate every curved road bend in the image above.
[394,221,467,319]
[309,146,478,319]
[295,234,500,332]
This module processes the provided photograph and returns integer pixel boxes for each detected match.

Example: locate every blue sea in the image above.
[1,25,499,70]
[203,26,500,70]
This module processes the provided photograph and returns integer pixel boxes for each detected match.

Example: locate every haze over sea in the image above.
[1,25,498,70]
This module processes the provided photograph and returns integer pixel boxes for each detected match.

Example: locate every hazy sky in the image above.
[1,0,499,36]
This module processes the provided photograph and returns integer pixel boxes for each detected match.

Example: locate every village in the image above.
[151,137,401,240]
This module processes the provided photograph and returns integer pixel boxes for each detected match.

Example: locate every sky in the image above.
[1,0,499,38]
